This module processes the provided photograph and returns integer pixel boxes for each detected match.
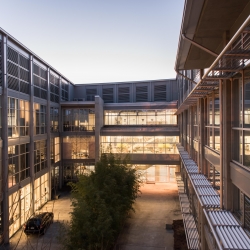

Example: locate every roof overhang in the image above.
[175,0,250,71]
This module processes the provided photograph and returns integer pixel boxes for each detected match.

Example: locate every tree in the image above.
[62,153,141,250]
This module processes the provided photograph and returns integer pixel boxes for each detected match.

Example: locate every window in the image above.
[206,94,220,152]
[20,100,29,136]
[49,73,59,103]
[101,136,179,154]
[62,108,95,131]
[33,63,47,100]
[34,103,46,135]
[50,107,59,132]
[8,98,30,138]
[104,109,177,126]
[62,136,95,159]
[8,144,30,187]
[51,137,60,163]
[8,98,18,138]
[34,140,47,173]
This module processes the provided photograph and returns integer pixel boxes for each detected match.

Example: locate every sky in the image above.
[0,0,184,84]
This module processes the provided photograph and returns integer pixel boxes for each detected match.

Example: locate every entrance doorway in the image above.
[135,165,179,183]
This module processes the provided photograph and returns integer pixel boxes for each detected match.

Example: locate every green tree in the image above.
[62,153,141,250]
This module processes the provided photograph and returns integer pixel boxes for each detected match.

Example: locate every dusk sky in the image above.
[0,0,184,84]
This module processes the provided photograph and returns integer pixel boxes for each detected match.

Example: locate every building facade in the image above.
[175,0,250,249]
[0,28,180,243]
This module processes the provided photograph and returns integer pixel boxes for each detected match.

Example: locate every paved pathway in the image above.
[115,182,182,250]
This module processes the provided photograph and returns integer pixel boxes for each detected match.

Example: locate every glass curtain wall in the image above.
[62,136,95,159]
[51,166,59,196]
[34,103,46,135]
[9,184,31,237]
[8,98,30,138]
[104,109,177,125]
[50,107,59,132]
[50,137,60,164]
[206,93,220,152]
[63,163,95,183]
[102,136,179,154]
[62,108,95,131]
[34,140,47,173]
[134,164,178,183]
[34,173,49,211]
[233,70,250,166]
[8,144,30,188]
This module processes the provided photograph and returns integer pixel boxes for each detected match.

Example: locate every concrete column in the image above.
[231,78,240,162]
[219,80,224,208]
[184,110,187,149]
[95,96,104,163]
[203,98,208,176]
[190,106,194,159]
[58,76,63,189]
[46,69,51,200]
[29,55,35,216]
[199,98,205,173]
[2,35,9,244]
[222,79,233,210]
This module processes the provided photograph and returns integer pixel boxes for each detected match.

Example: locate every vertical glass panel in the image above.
[244,77,250,127]
[137,110,147,125]
[240,80,243,126]
[155,136,165,143]
[127,111,137,125]
[209,128,213,148]
[194,126,198,140]
[147,111,156,125]
[209,98,213,125]
[104,111,109,125]
[194,109,197,125]
[156,110,165,125]
[244,130,250,167]
[214,128,220,152]
[214,96,220,125]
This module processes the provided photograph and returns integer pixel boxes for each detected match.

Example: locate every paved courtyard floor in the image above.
[6,192,72,250]
[4,181,181,250]
[115,182,182,250]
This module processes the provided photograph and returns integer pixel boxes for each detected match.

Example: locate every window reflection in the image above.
[101,136,179,154]
[244,131,250,166]
[214,96,220,125]
[104,109,177,125]
[63,164,95,183]
[63,108,95,131]
[214,128,220,152]
[34,103,46,135]
[62,136,95,159]
[7,97,29,138]
[244,80,250,127]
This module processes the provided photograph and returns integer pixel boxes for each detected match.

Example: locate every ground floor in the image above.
[8,172,50,238]
[5,162,180,243]
[8,182,182,250]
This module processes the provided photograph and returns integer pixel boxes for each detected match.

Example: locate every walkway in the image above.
[115,182,182,250]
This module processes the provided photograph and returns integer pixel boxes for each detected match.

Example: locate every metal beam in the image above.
[182,34,218,57]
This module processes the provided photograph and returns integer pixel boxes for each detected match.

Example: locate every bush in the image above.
[62,153,141,250]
